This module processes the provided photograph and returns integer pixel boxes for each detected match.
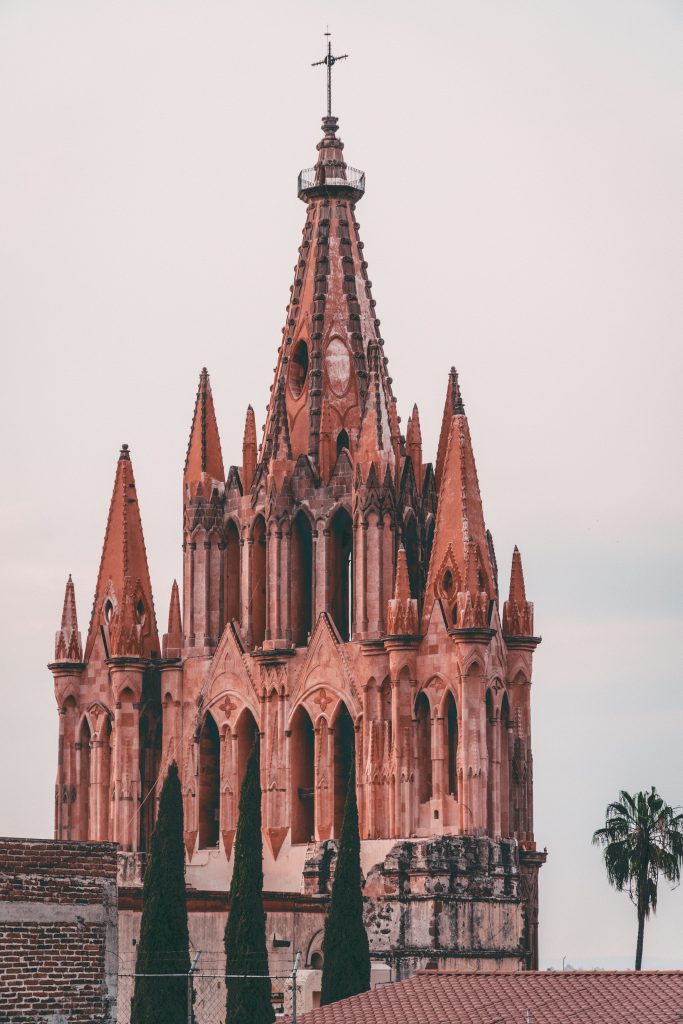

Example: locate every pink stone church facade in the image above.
[50,107,546,986]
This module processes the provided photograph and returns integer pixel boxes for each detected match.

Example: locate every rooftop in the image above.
[287,970,683,1024]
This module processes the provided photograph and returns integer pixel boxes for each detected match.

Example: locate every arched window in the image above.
[198,713,220,848]
[224,519,241,629]
[485,689,495,834]
[291,512,313,646]
[328,508,353,641]
[404,515,419,600]
[500,693,511,837]
[289,339,309,398]
[415,691,432,804]
[251,516,267,647]
[333,703,355,839]
[235,707,258,803]
[291,706,315,844]
[77,716,91,841]
[95,714,112,841]
[445,691,458,798]
[336,429,349,455]
[139,703,162,853]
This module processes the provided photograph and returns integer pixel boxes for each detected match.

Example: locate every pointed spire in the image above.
[423,386,496,627]
[260,116,394,475]
[503,547,534,636]
[184,368,225,494]
[54,575,83,662]
[162,580,183,659]
[406,403,423,490]
[435,367,464,492]
[509,546,526,603]
[265,377,293,463]
[357,341,393,477]
[85,444,159,660]
[387,546,419,636]
[242,405,257,491]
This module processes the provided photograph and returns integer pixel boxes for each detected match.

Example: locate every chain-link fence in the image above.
[117,952,302,1024]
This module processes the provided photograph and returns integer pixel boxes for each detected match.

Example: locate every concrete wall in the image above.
[0,837,118,1024]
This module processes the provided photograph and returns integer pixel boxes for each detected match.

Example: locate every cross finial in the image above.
[312,32,348,118]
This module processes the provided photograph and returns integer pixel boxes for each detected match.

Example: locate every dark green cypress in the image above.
[224,738,275,1024]
[320,760,371,1006]
[131,760,191,1024]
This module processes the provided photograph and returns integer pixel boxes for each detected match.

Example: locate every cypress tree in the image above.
[131,760,191,1024]
[224,738,274,1024]
[320,759,371,1006]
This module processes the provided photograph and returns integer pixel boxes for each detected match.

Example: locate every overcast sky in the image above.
[1,0,681,970]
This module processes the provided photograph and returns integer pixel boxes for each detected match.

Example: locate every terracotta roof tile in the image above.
[288,971,683,1024]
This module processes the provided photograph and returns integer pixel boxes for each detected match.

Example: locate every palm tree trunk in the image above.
[635,908,645,970]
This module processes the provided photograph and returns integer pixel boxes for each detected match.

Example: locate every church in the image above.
[49,64,546,998]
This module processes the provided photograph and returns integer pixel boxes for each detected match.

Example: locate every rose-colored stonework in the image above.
[50,113,545,984]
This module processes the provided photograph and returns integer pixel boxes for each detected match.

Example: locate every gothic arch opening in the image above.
[77,716,91,840]
[198,713,220,848]
[336,429,349,455]
[328,507,353,641]
[501,693,511,837]
[404,515,419,601]
[139,703,162,853]
[415,691,432,804]
[290,339,309,398]
[224,519,240,629]
[291,511,313,646]
[486,689,495,835]
[291,705,315,844]
[235,707,259,804]
[251,515,267,647]
[95,714,112,841]
[445,690,458,798]
[332,703,355,839]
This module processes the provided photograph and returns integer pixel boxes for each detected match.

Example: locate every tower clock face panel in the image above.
[326,337,351,397]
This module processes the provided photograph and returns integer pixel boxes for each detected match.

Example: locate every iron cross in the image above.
[312,32,348,118]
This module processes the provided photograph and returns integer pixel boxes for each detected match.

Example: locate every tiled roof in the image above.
[289,970,683,1024]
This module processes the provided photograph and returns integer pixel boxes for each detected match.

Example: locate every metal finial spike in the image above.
[312,32,348,118]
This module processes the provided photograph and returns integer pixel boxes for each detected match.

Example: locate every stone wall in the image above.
[0,838,118,1024]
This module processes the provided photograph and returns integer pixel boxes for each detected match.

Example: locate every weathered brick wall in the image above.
[0,838,118,1024]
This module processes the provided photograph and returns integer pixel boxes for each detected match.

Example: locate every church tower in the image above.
[50,51,546,991]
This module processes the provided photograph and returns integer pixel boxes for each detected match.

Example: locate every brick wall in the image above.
[0,838,118,1024]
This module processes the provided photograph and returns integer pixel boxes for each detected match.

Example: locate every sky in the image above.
[0,0,681,971]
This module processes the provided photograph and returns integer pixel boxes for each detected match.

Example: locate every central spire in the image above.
[257,96,395,481]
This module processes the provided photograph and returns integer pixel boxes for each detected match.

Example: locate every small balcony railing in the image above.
[298,165,366,195]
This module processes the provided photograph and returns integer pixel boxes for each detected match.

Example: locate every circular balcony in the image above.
[298,164,365,202]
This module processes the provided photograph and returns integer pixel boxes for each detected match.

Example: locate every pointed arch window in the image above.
[291,706,315,844]
[328,508,353,641]
[77,717,92,841]
[445,691,458,798]
[198,713,220,848]
[224,519,241,628]
[289,339,309,398]
[332,703,355,839]
[139,703,161,853]
[251,516,267,647]
[336,429,349,455]
[415,691,432,804]
[291,511,313,646]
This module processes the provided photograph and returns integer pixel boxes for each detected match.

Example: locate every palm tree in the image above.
[592,787,683,970]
